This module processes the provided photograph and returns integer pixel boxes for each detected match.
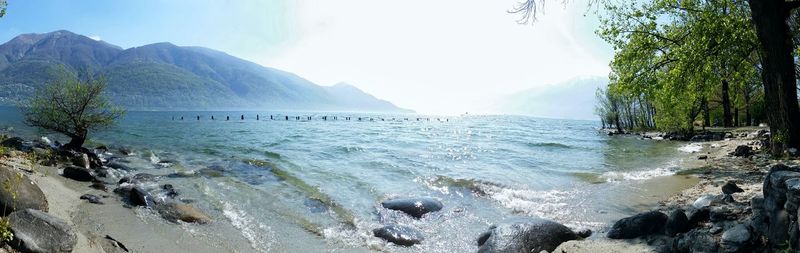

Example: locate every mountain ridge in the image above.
[0,30,412,113]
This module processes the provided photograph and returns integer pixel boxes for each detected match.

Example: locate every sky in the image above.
[0,0,613,115]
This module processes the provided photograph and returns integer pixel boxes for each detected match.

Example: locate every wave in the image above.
[678,143,703,153]
[600,167,678,182]
[421,175,502,196]
[222,201,273,253]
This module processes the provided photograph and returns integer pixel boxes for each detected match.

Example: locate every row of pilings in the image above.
[171,114,449,122]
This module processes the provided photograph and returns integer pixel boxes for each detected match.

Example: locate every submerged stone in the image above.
[373,224,424,246]
[381,197,443,218]
[478,217,578,253]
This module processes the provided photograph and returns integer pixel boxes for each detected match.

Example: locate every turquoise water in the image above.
[0,107,693,252]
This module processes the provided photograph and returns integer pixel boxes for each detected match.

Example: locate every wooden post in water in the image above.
[212,116,215,120]
[226,116,229,121]
[257,115,260,120]
[197,116,200,120]
[181,116,184,120]
[241,115,244,120]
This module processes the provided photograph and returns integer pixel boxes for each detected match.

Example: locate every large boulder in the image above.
[676,230,718,253]
[129,187,156,208]
[720,224,752,253]
[8,209,77,253]
[0,137,26,151]
[477,218,578,253]
[761,164,800,248]
[61,166,95,182]
[732,145,754,157]
[665,209,690,236]
[156,202,211,224]
[0,166,48,213]
[607,211,668,239]
[372,224,424,246]
[381,197,443,218]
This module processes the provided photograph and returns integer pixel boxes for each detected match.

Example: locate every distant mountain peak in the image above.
[0,30,411,113]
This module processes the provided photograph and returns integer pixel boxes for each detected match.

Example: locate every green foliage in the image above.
[596,0,764,132]
[0,217,12,243]
[22,68,125,148]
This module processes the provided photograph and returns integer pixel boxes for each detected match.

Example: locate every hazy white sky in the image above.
[265,0,613,114]
[0,0,613,115]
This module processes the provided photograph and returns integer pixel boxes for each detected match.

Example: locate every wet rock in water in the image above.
[381,197,443,218]
[118,147,134,156]
[198,166,225,178]
[90,235,129,253]
[477,218,578,253]
[732,145,754,157]
[9,209,77,253]
[61,166,95,182]
[0,166,48,213]
[722,181,744,195]
[607,211,667,239]
[303,198,328,213]
[720,224,752,252]
[373,224,424,246]
[161,184,178,198]
[167,170,198,178]
[129,187,156,207]
[80,194,104,204]
[107,161,135,171]
[118,173,158,185]
[676,230,718,253]
[665,209,690,236]
[157,202,211,224]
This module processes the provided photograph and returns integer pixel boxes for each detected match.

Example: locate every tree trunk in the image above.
[734,107,739,127]
[748,0,800,155]
[722,79,733,127]
[65,137,85,149]
[744,87,752,126]
[702,98,710,130]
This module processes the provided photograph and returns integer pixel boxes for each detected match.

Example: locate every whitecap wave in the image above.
[678,143,703,153]
[601,167,678,182]
[222,201,273,253]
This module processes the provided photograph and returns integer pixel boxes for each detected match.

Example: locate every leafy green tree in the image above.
[22,70,125,149]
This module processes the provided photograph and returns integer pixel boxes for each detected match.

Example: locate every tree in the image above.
[747,0,800,154]
[22,70,125,149]
[513,0,800,154]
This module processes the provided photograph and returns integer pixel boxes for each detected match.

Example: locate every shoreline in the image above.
[557,126,793,252]
[0,125,788,253]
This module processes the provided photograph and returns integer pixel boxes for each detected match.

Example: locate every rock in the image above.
[8,209,77,253]
[710,226,723,234]
[676,230,718,253]
[373,224,424,246]
[761,164,800,247]
[381,197,443,218]
[710,207,734,222]
[129,187,156,207]
[89,235,128,253]
[0,137,25,150]
[720,224,752,252]
[197,168,224,177]
[0,166,48,213]
[665,209,690,236]
[575,229,592,238]
[478,218,578,253]
[107,161,134,171]
[156,202,211,224]
[118,173,158,185]
[161,184,178,198]
[722,181,745,195]
[698,155,708,160]
[607,211,668,239]
[80,194,104,204]
[71,153,90,169]
[692,195,722,209]
[118,147,134,156]
[688,207,711,226]
[732,145,754,157]
[61,166,95,182]
[90,181,108,192]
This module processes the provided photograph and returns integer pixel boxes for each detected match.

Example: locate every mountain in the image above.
[486,76,607,120]
[0,30,412,112]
